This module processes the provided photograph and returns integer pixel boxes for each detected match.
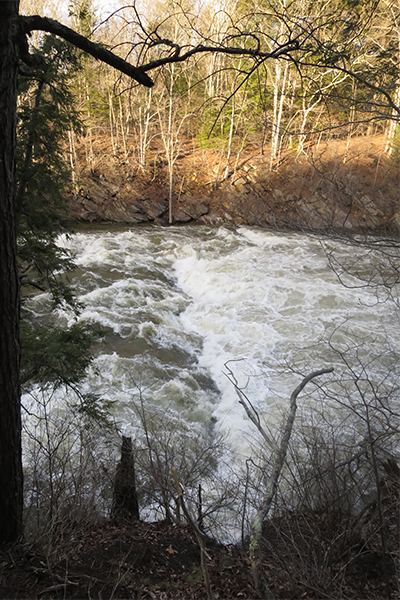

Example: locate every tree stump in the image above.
[112,436,139,520]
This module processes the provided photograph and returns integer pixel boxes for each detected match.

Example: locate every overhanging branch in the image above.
[18,15,155,88]
[18,15,301,89]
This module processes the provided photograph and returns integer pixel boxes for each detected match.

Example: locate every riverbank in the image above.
[69,135,400,235]
[2,470,399,600]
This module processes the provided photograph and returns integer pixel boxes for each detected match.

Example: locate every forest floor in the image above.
[1,520,253,599]
[1,469,399,600]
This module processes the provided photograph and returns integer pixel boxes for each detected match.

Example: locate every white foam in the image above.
[25,225,399,456]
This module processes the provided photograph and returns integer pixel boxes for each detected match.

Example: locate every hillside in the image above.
[69,135,400,235]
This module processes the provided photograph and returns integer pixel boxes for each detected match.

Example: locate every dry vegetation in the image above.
[69,133,400,234]
[4,3,400,597]
[0,470,398,599]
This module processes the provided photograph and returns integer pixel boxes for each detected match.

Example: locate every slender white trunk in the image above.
[119,96,128,160]
[167,64,175,224]
[385,86,400,155]
[270,61,288,170]
[68,129,77,197]
[224,83,237,180]
[297,72,348,159]
[85,82,94,169]
[85,127,94,170]
[343,81,357,164]
[109,92,117,157]
[138,88,152,168]
[297,99,321,158]
[385,18,400,154]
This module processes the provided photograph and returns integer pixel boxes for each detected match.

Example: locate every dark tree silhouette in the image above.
[112,436,140,520]
[0,0,24,546]
[0,0,154,546]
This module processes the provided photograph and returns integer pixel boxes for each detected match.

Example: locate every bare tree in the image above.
[226,362,333,598]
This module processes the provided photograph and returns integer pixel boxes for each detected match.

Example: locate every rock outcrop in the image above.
[69,137,400,235]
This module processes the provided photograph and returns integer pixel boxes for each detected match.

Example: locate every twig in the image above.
[172,467,213,600]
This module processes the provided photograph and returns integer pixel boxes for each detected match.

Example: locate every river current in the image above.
[24,224,400,456]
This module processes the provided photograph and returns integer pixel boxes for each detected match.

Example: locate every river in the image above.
[23,224,400,458]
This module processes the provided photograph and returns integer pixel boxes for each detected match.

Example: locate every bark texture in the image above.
[0,0,24,545]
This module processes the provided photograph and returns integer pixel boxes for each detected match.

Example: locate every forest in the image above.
[18,0,400,213]
[0,0,400,598]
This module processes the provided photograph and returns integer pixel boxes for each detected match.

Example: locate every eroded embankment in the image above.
[69,136,400,235]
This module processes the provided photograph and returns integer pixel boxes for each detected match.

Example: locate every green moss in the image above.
[185,567,203,584]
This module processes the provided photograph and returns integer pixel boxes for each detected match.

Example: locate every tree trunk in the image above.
[0,1,155,547]
[0,0,24,546]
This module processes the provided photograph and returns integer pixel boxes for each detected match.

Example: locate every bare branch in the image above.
[140,40,300,73]
[172,467,213,600]
[247,367,334,599]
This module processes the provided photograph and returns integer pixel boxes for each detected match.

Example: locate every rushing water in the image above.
[24,224,400,455]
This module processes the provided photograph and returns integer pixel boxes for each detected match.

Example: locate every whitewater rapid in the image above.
[25,225,400,454]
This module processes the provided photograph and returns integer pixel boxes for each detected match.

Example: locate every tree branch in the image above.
[18,15,154,88]
[172,467,213,600]
[140,41,300,73]
[17,15,301,93]
[247,367,334,599]
[300,58,400,118]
